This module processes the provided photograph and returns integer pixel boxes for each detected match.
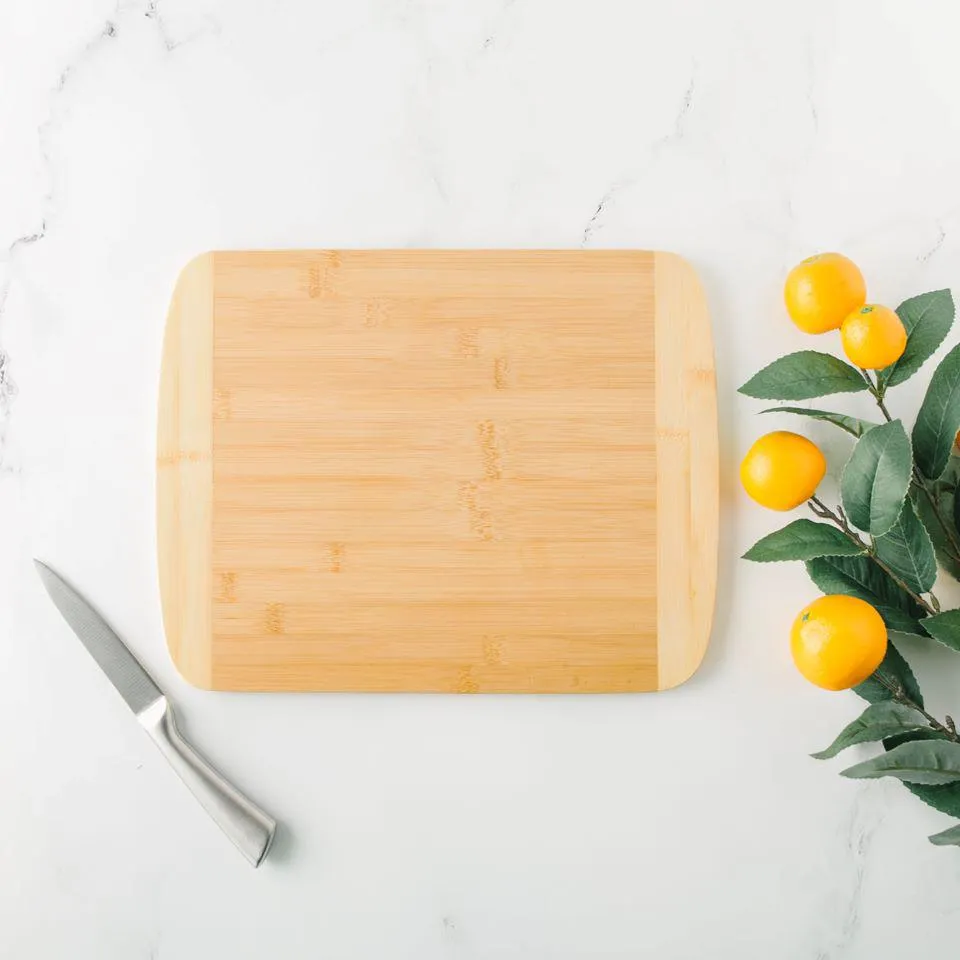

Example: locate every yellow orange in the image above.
[790,595,887,690]
[740,431,826,510]
[784,253,866,333]
[840,304,907,370]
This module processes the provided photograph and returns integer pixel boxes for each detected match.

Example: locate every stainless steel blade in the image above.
[34,560,163,716]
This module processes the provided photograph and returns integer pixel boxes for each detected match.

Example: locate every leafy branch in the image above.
[740,287,960,846]
[872,670,958,742]
[914,473,960,565]
[808,496,939,615]
[860,367,960,564]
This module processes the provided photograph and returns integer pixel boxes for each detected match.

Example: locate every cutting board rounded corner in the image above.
[652,251,718,692]
[167,629,217,691]
[157,251,216,690]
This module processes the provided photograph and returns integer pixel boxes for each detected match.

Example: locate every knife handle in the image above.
[138,698,277,867]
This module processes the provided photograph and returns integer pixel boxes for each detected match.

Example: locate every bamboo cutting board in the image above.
[158,251,717,693]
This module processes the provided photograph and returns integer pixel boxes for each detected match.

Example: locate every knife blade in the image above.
[35,560,277,867]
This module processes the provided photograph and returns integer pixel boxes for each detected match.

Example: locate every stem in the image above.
[861,368,894,422]
[873,671,960,742]
[809,496,938,615]
[868,553,937,616]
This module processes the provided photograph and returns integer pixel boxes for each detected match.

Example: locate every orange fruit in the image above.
[784,253,867,333]
[840,304,907,370]
[790,595,887,690]
[740,431,826,510]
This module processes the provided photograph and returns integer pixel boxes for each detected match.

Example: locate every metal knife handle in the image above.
[138,699,277,867]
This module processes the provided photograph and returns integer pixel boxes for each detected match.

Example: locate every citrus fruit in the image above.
[840,304,907,369]
[740,431,827,510]
[784,253,867,333]
[790,595,887,690]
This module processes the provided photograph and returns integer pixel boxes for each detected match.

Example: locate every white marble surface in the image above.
[5,0,960,956]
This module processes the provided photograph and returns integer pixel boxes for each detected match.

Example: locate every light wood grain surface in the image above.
[157,250,716,692]
[654,253,718,690]
[157,252,214,688]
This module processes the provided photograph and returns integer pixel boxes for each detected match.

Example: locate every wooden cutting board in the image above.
[157,250,717,693]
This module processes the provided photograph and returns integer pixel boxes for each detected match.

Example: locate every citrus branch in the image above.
[873,671,960,742]
[808,496,938,616]
[913,470,960,565]
[859,367,894,421]
[859,369,960,564]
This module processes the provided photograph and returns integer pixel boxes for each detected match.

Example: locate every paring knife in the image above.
[34,560,277,867]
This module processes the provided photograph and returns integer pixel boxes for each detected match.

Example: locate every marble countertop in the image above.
[4,1,960,956]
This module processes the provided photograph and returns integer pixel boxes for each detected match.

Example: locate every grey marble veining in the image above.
[3,1,960,956]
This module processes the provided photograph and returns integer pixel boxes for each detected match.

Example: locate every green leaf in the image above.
[954,481,960,542]
[811,702,929,759]
[739,351,869,400]
[874,606,929,638]
[921,610,960,652]
[884,727,947,750]
[913,483,960,580]
[759,406,879,439]
[743,519,865,563]
[854,639,924,707]
[880,730,960,816]
[942,456,960,488]
[929,823,960,846]
[841,739,960,785]
[907,781,960,818]
[840,420,913,536]
[887,611,929,638]
[879,290,955,389]
[873,499,937,594]
[806,554,927,621]
[912,342,960,479]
